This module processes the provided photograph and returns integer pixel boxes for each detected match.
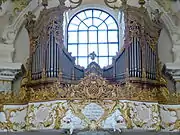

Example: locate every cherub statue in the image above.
[151,9,163,25]
[24,11,36,31]
[19,86,27,100]
[62,117,74,134]
[110,112,123,133]
[58,0,66,6]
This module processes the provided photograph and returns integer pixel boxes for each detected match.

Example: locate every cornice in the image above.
[165,62,180,81]
[0,62,22,80]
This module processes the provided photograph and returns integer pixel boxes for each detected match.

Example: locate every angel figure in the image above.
[110,112,123,133]
[53,103,68,129]
[62,117,74,134]
[58,0,66,6]
[24,11,36,27]
[151,9,163,24]
[19,86,27,101]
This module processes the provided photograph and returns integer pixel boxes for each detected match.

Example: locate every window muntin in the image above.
[67,9,119,68]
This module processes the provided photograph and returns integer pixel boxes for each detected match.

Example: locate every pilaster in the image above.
[0,43,14,62]
[172,43,180,63]
[0,42,22,92]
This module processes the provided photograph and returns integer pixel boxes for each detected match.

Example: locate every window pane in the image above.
[78,57,88,67]
[77,12,86,20]
[109,44,118,55]
[105,17,115,25]
[89,44,98,55]
[79,44,88,56]
[98,31,107,43]
[68,45,77,56]
[108,23,118,29]
[84,18,93,27]
[75,57,78,65]
[79,22,88,30]
[93,10,101,18]
[79,32,87,43]
[98,23,107,30]
[68,24,78,31]
[108,31,118,42]
[70,16,81,25]
[109,57,113,65]
[94,18,102,27]
[85,10,92,18]
[99,44,108,56]
[89,30,97,43]
[99,57,108,68]
[99,12,109,20]
[68,32,77,43]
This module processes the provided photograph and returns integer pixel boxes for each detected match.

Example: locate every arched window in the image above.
[67,9,119,68]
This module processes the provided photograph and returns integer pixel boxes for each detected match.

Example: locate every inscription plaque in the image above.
[82,103,104,121]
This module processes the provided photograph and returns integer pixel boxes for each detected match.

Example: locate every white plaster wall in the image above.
[13,26,29,65]
[12,27,29,92]
[0,15,9,37]
[158,28,174,63]
[12,77,22,92]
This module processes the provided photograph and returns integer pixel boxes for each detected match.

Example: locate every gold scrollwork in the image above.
[0,104,3,112]
[53,102,68,129]
[115,102,133,129]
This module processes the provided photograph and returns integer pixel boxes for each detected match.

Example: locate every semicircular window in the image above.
[67,9,119,68]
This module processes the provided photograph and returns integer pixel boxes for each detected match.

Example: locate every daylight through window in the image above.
[67,9,119,68]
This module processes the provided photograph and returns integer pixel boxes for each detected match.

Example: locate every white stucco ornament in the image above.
[103,109,126,131]
[0,0,11,16]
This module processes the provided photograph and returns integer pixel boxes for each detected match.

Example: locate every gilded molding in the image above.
[0,104,3,112]
[0,73,179,105]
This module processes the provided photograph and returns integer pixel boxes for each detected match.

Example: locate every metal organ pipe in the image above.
[48,32,51,77]
[150,47,153,79]
[128,36,141,78]
[137,37,141,78]
[32,52,35,79]
[35,47,37,79]
[55,43,57,77]
[132,37,134,77]
[134,37,137,77]
[135,37,138,77]
[115,50,125,81]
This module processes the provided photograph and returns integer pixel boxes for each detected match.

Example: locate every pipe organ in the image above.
[23,0,166,95]
[103,6,161,86]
